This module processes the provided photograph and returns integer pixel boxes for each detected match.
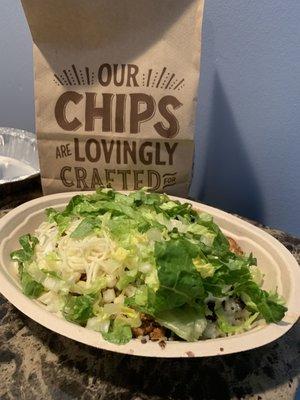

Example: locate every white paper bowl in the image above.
[0,192,299,358]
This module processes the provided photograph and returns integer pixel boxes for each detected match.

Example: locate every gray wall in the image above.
[1,0,299,236]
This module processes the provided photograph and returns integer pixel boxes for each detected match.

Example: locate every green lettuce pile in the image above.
[11,189,287,344]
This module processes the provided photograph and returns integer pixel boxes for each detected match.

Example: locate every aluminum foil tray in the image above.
[0,127,39,185]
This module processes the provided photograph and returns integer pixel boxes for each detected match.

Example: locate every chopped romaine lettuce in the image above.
[20,270,44,298]
[63,294,95,325]
[10,188,287,345]
[102,318,132,344]
[156,305,207,341]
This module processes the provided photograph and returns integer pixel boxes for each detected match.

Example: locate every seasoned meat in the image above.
[132,314,166,341]
[132,327,146,337]
[227,237,243,256]
[149,327,166,341]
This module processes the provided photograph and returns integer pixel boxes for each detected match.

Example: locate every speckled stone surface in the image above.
[0,187,299,400]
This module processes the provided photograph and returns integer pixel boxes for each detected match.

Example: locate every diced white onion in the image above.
[103,288,115,303]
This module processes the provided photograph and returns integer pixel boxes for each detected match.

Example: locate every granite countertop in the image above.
[0,182,299,400]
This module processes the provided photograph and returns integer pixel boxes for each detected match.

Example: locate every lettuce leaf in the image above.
[102,318,132,344]
[20,271,44,298]
[89,188,115,202]
[215,309,259,334]
[70,217,100,238]
[46,189,138,235]
[129,190,167,207]
[127,238,206,329]
[10,234,38,264]
[41,269,62,280]
[73,201,136,219]
[46,208,72,234]
[153,238,205,311]
[235,281,287,323]
[11,234,44,298]
[63,294,95,325]
[156,305,207,341]
[116,271,137,290]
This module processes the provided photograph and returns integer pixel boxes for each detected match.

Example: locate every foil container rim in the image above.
[0,127,40,185]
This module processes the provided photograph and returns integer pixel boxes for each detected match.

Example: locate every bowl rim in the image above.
[0,191,299,358]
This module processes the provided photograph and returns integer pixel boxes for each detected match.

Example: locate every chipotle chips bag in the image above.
[21,0,204,195]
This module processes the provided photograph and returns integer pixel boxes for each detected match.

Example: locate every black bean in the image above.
[207,301,215,311]
[206,315,217,322]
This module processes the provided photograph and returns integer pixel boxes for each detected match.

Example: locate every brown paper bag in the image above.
[21,0,204,195]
